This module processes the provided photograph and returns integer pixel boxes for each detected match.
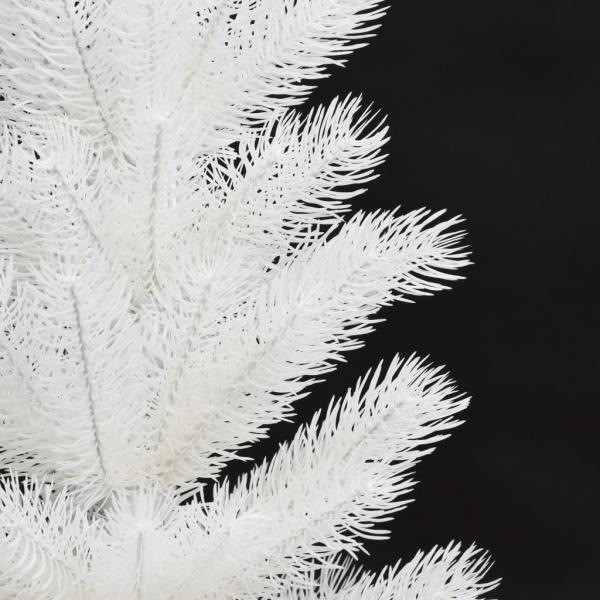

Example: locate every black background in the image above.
[225,2,600,599]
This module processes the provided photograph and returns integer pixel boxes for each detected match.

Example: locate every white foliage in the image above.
[0,0,118,143]
[0,1,498,598]
[0,117,121,279]
[283,543,499,599]
[0,474,96,600]
[88,489,198,599]
[146,210,469,486]
[0,253,149,498]
[178,357,470,597]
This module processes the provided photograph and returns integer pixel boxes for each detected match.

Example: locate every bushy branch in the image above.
[282,544,499,599]
[0,474,96,600]
[0,254,149,498]
[179,356,469,596]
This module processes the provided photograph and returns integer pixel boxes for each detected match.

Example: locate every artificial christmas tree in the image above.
[0,1,499,598]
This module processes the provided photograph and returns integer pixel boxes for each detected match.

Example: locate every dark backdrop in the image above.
[226,2,600,599]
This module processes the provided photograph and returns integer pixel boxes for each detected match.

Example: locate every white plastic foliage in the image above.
[0,1,498,598]
[0,475,97,600]
[147,210,469,486]
[284,544,500,599]
[0,253,149,497]
[181,357,470,597]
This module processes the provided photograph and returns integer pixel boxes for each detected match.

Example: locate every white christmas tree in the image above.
[0,1,499,598]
